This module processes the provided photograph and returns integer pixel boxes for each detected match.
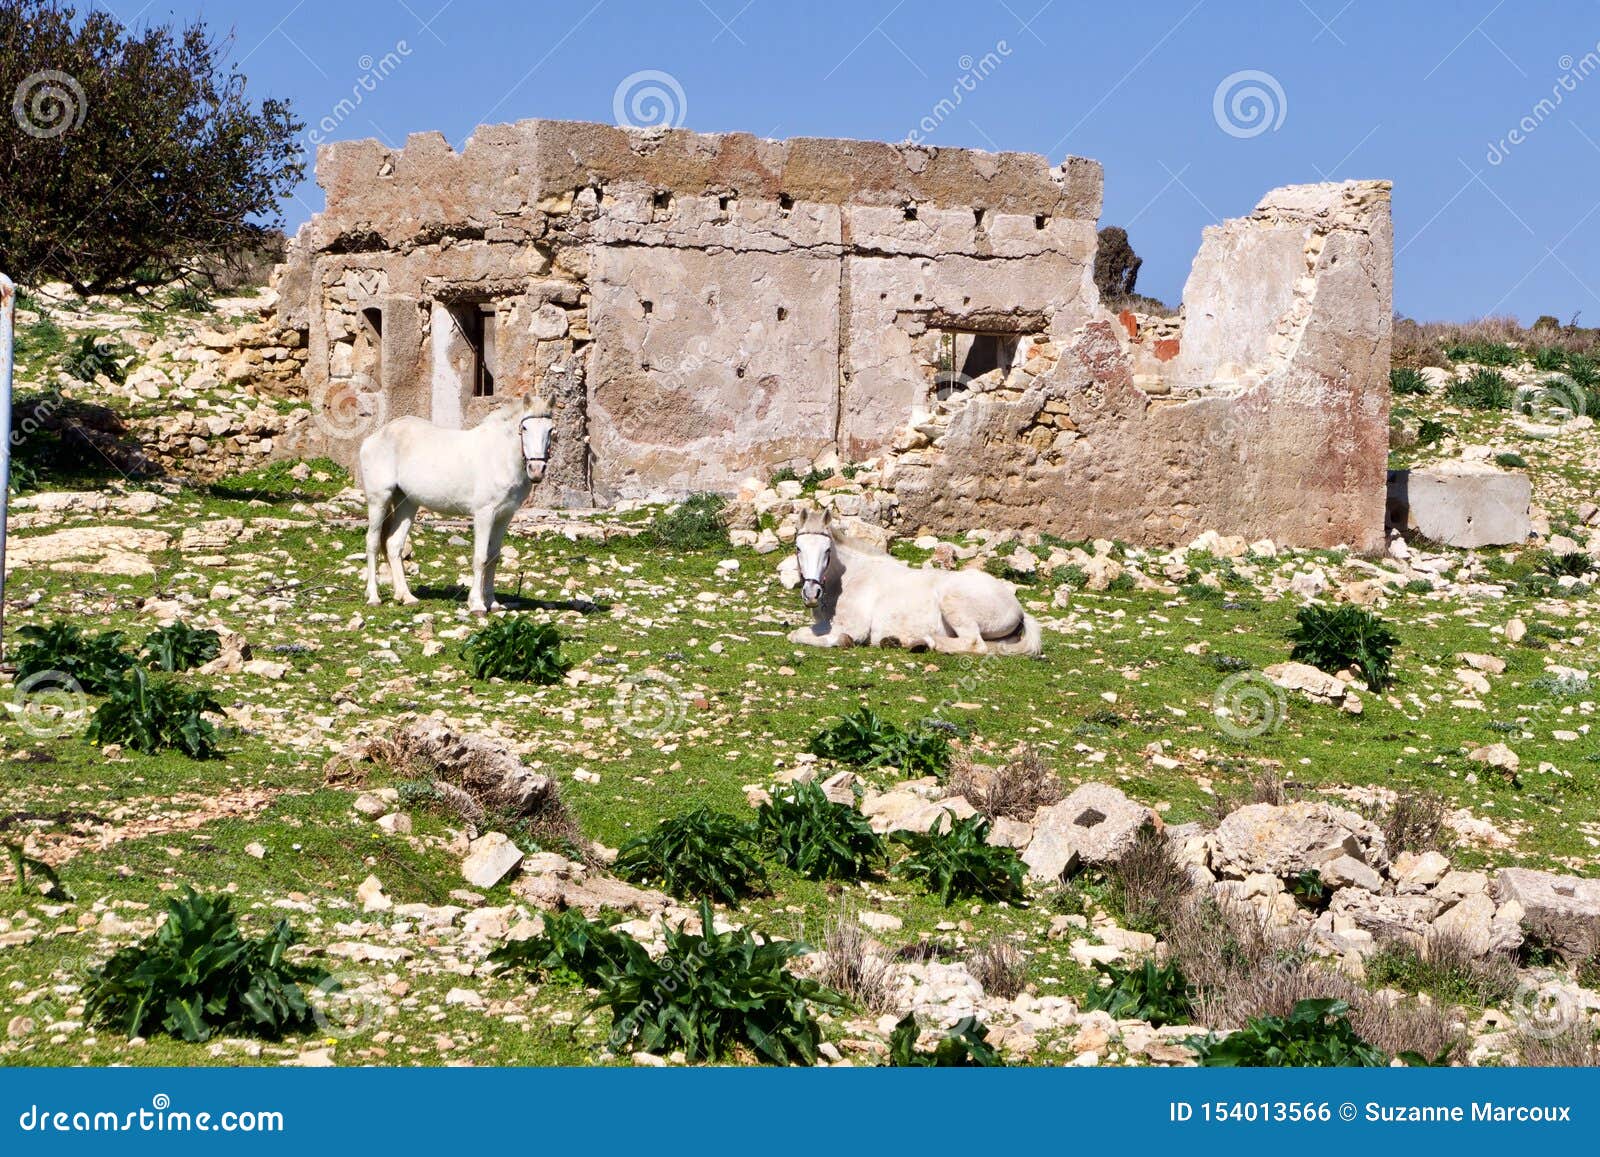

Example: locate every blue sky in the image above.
[127,0,1600,322]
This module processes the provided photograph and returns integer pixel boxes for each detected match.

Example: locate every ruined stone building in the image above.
[272,118,1392,549]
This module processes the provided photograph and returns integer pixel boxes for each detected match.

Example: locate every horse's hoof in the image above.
[836,634,855,649]
[399,595,420,606]
[365,595,380,607]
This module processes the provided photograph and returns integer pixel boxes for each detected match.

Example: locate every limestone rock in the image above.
[1022,783,1154,882]
[1494,868,1600,957]
[461,832,525,889]
[1263,661,1347,704]
[1211,801,1387,880]
[1386,463,1531,548]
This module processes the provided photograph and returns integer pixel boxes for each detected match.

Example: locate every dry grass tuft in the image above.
[967,938,1028,1000]
[819,905,898,1013]
[947,745,1064,821]
[1372,790,1454,857]
[1106,828,1194,936]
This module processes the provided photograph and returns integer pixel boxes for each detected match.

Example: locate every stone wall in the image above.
[267,117,1391,549]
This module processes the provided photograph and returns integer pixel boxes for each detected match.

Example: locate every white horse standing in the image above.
[788,510,1042,655]
[358,394,554,613]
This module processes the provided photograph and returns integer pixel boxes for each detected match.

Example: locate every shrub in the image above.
[462,618,571,683]
[946,745,1063,821]
[1287,603,1400,691]
[1443,339,1522,367]
[1389,366,1429,396]
[613,805,765,903]
[14,621,134,694]
[1445,367,1513,410]
[86,668,222,758]
[1085,958,1193,1026]
[754,781,883,880]
[1538,550,1596,578]
[142,622,221,672]
[489,907,637,988]
[1190,998,1387,1067]
[647,492,729,550]
[893,814,1024,905]
[809,706,952,777]
[1094,225,1143,300]
[61,334,130,384]
[886,1012,1004,1067]
[1365,932,1517,1007]
[604,899,842,1064]
[1494,451,1527,469]
[84,888,328,1042]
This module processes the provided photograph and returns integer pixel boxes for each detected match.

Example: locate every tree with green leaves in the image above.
[1094,225,1143,301]
[0,0,304,294]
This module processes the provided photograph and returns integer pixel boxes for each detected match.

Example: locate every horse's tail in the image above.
[989,612,1043,657]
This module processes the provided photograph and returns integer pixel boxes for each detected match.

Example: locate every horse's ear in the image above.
[522,394,552,417]
[821,509,833,528]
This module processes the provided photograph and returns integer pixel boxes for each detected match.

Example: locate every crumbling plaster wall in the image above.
[271,118,1390,549]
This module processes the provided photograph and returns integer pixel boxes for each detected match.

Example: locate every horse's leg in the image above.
[468,506,497,614]
[385,497,421,605]
[483,509,513,612]
[934,605,988,654]
[364,490,392,606]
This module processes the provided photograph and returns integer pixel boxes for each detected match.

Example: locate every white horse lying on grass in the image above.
[788,509,1042,655]
[359,394,554,614]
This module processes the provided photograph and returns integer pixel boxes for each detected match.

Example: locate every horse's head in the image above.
[794,508,834,607]
[516,394,555,482]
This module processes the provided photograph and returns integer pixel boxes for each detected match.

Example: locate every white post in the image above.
[0,273,14,664]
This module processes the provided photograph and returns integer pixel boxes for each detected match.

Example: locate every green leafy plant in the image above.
[886,1012,1004,1066]
[809,706,953,777]
[1287,603,1400,691]
[1494,451,1528,469]
[613,805,766,903]
[462,618,571,683]
[14,621,134,694]
[1189,998,1387,1067]
[893,814,1024,905]
[983,556,1038,586]
[1289,868,1328,908]
[627,899,840,1063]
[754,781,883,880]
[62,334,131,383]
[1416,417,1450,445]
[142,622,222,672]
[1443,339,1522,368]
[84,888,329,1042]
[1389,366,1429,396]
[1084,958,1193,1026]
[168,285,215,313]
[86,668,222,758]
[1445,367,1513,410]
[489,908,637,988]
[647,492,729,550]
[1537,550,1596,578]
